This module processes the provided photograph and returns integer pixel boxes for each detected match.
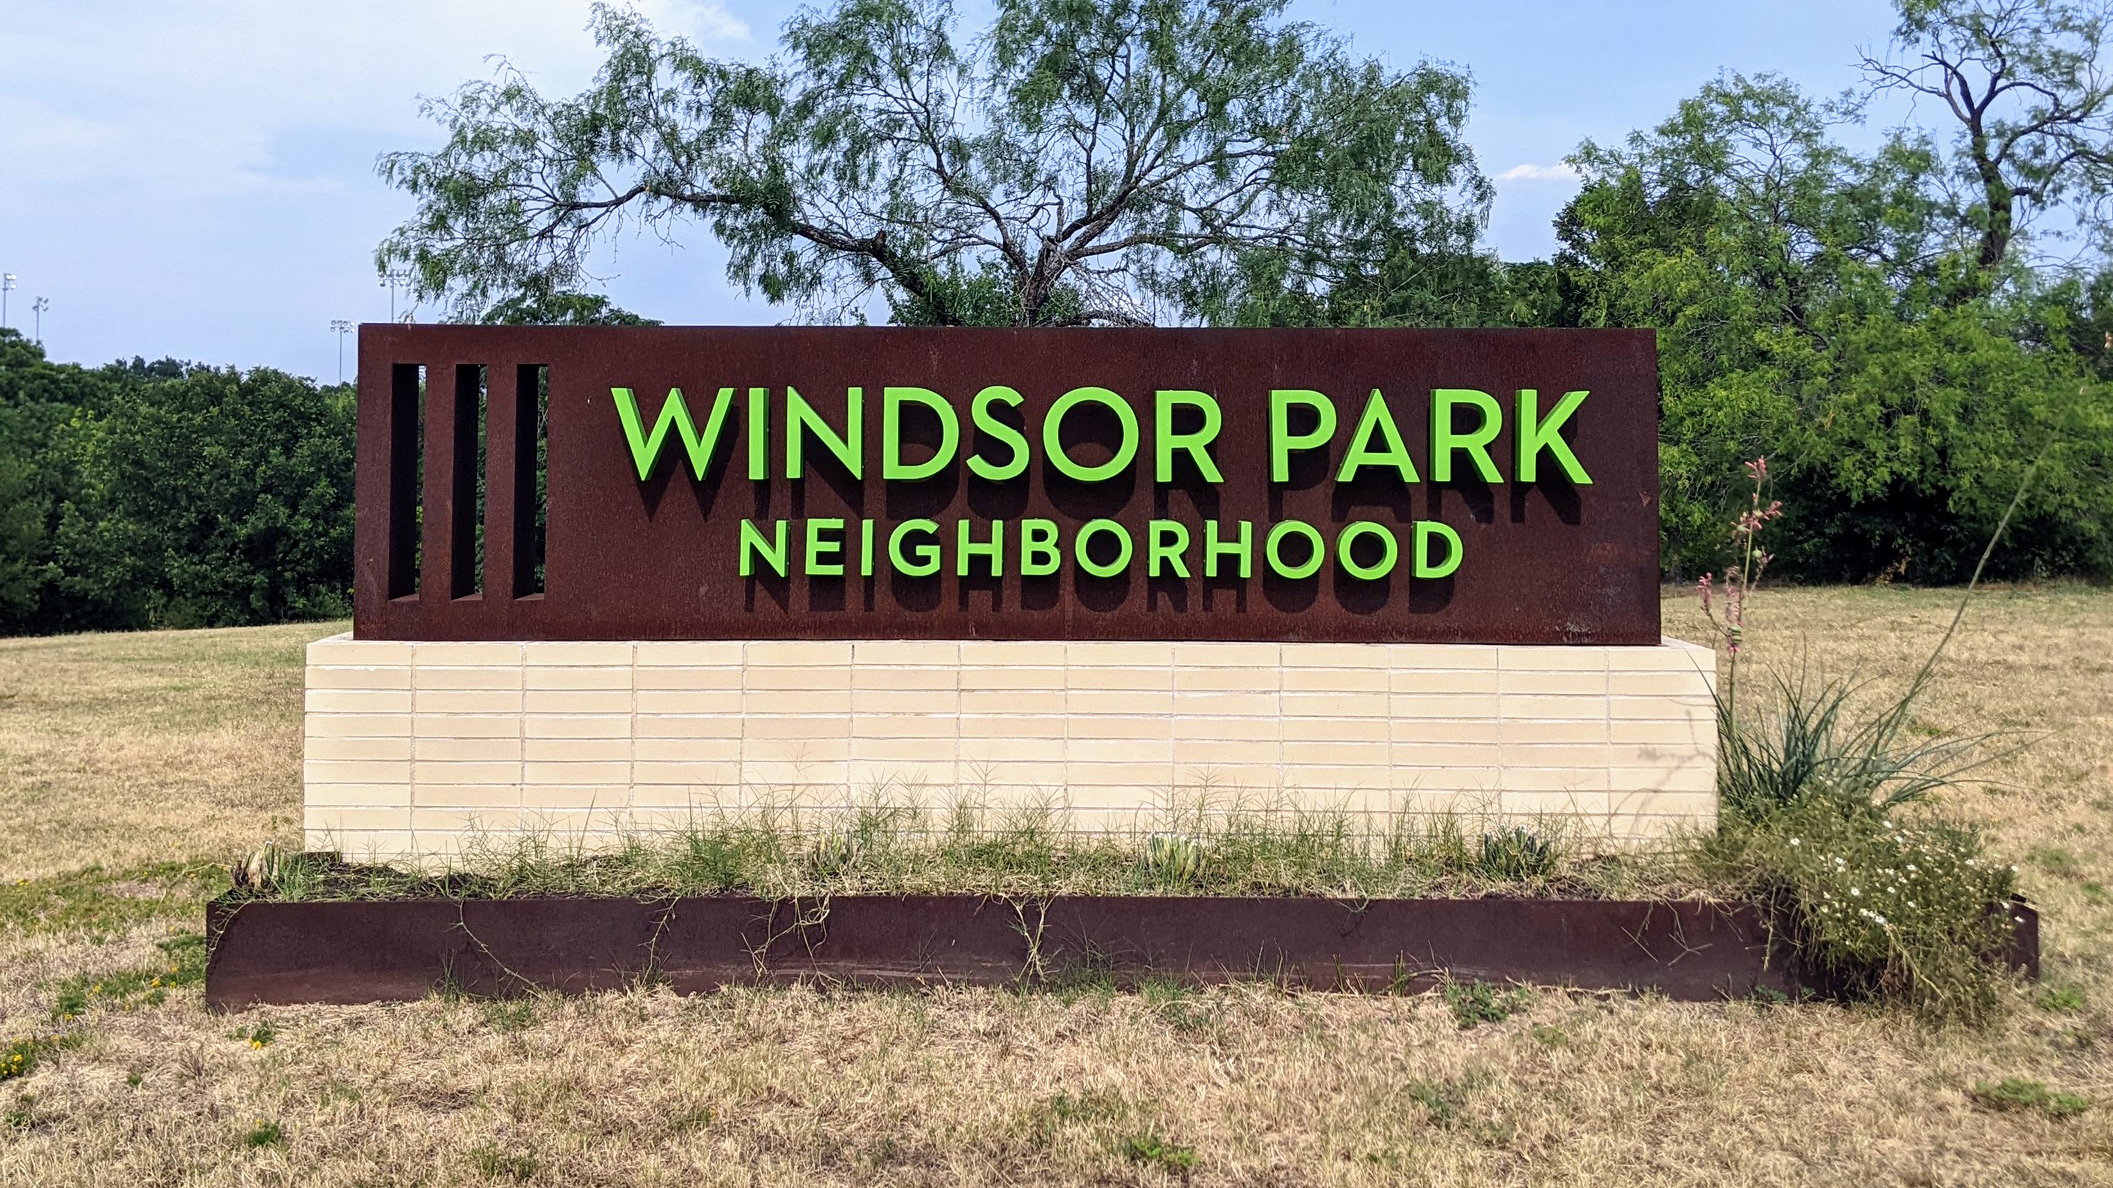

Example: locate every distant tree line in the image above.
[3,0,2111,635]
[0,333,357,633]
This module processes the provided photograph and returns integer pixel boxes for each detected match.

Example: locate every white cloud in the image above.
[1495,162,1580,183]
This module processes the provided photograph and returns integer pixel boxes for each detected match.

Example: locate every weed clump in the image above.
[242,1119,286,1149]
[1119,1132,1198,1171]
[1443,981,1531,1029]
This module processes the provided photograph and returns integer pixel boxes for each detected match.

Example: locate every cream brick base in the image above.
[304,635,1719,861]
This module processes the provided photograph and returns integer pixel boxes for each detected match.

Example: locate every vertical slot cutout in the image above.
[451,364,485,599]
[515,364,549,596]
[387,363,424,599]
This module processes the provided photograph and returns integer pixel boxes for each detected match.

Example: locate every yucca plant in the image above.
[1715,670,2005,817]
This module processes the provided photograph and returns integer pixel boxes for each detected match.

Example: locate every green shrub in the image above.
[1707,794,2017,1018]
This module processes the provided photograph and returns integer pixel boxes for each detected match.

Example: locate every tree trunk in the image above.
[1975,153,2014,280]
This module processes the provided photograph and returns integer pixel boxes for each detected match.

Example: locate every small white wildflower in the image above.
[1789,838,1802,847]
[1850,887,1861,897]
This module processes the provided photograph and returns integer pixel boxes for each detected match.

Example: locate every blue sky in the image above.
[1,0,1907,380]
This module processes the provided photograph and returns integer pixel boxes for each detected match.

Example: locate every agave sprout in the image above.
[1143,834,1205,886]
[807,831,863,879]
[230,842,286,892]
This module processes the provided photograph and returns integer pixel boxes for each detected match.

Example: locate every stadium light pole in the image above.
[380,269,411,323]
[1,274,14,330]
[32,297,49,345]
[330,319,354,384]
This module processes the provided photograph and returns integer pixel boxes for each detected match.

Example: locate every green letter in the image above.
[957,518,1005,577]
[747,386,770,479]
[1204,520,1253,579]
[1515,389,1592,484]
[1414,520,1463,578]
[611,386,734,481]
[889,518,942,576]
[883,387,960,480]
[1269,390,1337,482]
[1148,520,1191,577]
[1336,390,1419,483]
[738,519,787,577]
[967,386,1030,481]
[1044,386,1139,482]
[1431,389,1502,483]
[859,519,876,577]
[785,386,862,479]
[1154,390,1223,483]
[1019,518,1061,576]
[1075,519,1133,577]
[805,517,845,576]
[1265,520,1325,579]
[1335,521,1398,580]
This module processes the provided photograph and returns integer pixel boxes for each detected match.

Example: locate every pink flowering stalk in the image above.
[1699,456,1783,726]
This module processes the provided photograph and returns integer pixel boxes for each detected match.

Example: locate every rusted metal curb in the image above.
[194,894,1970,1010]
[203,894,2040,1010]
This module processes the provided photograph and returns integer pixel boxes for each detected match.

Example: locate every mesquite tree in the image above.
[1863,0,2113,278]
[376,0,1490,326]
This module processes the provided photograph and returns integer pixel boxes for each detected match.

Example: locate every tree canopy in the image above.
[1864,0,2113,280]
[377,0,1490,327]
[1556,69,2113,580]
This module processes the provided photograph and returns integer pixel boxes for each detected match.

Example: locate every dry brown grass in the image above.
[3,589,2112,1186]
[0,622,325,880]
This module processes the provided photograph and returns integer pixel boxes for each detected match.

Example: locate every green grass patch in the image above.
[1,1032,84,1083]
[243,1119,287,1149]
[1970,1077,2090,1119]
[1118,1132,1198,1171]
[2036,984,2086,1013]
[48,932,208,1021]
[469,1147,539,1181]
[0,862,227,936]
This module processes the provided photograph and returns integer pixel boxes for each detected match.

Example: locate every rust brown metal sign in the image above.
[352,325,1659,642]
